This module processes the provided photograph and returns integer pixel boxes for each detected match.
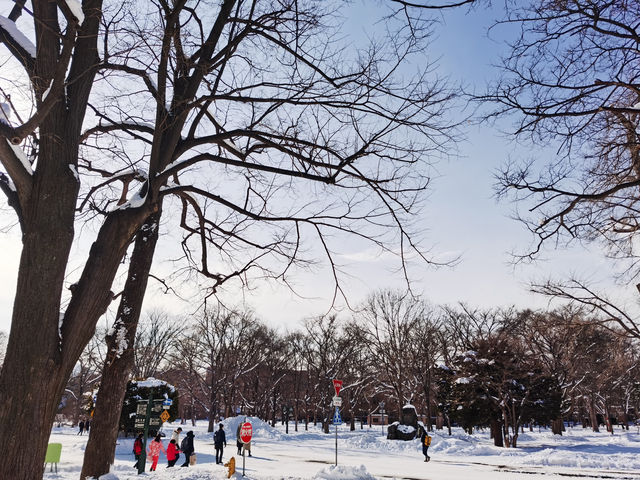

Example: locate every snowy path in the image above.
[44,419,640,480]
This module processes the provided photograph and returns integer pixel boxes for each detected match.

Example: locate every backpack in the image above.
[424,434,432,446]
[181,437,188,451]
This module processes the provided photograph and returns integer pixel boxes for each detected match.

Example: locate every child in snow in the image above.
[133,433,144,469]
[166,439,180,467]
[147,434,166,471]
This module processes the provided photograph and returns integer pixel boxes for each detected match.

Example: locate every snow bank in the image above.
[215,415,284,441]
[313,465,377,480]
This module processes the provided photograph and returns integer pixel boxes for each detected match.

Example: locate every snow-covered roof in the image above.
[132,377,176,392]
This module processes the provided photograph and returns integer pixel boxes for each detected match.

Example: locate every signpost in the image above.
[332,379,342,466]
[135,397,167,474]
[379,401,385,435]
[332,379,343,396]
[240,421,252,477]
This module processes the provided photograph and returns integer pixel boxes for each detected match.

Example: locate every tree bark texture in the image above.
[491,419,504,447]
[81,212,161,479]
[589,397,600,433]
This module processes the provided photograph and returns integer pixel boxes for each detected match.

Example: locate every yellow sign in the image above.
[159,410,170,423]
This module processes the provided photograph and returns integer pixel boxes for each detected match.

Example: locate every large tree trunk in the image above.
[491,419,504,447]
[551,417,564,435]
[81,212,161,479]
[589,397,600,433]
[0,193,149,479]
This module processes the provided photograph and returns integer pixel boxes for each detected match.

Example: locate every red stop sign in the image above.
[240,421,253,443]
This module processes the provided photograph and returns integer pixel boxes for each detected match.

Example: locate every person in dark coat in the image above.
[419,427,431,462]
[214,423,227,464]
[236,423,243,455]
[133,433,144,469]
[180,431,195,467]
[77,420,85,435]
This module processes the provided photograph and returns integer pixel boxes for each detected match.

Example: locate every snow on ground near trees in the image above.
[45,417,640,480]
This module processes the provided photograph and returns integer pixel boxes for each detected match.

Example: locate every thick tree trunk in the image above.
[551,417,564,435]
[589,397,600,433]
[81,212,161,479]
[0,202,149,479]
[491,419,504,447]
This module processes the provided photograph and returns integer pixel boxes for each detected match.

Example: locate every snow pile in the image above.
[215,415,284,441]
[313,465,376,480]
[97,474,119,480]
[396,424,415,434]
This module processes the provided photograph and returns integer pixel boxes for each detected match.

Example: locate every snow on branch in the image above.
[5,140,32,175]
[0,15,36,58]
[63,0,85,26]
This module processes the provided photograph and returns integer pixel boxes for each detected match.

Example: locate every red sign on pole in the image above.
[240,422,253,444]
[333,379,343,396]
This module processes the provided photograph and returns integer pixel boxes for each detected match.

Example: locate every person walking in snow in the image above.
[419,427,431,462]
[147,434,166,471]
[77,420,85,435]
[214,423,227,464]
[133,433,144,469]
[236,423,243,455]
[171,427,182,444]
[166,439,180,467]
[180,430,195,467]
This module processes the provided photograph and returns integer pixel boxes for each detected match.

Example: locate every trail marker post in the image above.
[240,420,252,477]
[332,379,343,466]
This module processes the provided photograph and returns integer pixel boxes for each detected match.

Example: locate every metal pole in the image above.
[335,422,338,466]
[138,394,153,475]
[242,445,246,476]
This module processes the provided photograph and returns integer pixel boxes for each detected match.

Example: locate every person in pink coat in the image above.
[147,434,166,471]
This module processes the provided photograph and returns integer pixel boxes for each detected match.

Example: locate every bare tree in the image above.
[358,290,426,415]
[132,310,182,379]
[482,1,640,335]
[0,1,469,476]
[302,314,354,431]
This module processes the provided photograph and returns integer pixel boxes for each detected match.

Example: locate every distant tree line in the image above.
[60,289,640,449]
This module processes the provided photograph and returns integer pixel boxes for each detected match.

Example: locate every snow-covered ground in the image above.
[45,417,640,480]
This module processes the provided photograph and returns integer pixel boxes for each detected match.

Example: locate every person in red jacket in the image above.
[147,434,166,471]
[133,433,144,469]
[166,439,180,467]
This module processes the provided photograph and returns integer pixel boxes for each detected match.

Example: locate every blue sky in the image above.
[0,1,634,333]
